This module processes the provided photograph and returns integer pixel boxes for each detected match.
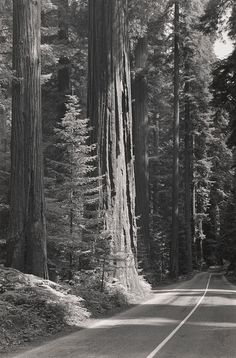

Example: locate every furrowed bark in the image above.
[88,0,142,292]
[7,0,48,279]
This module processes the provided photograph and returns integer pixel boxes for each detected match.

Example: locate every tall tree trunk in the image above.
[184,61,193,274]
[214,203,221,262]
[0,105,7,171]
[170,0,180,278]
[58,0,69,41]
[196,216,204,266]
[133,37,150,268]
[57,0,70,115]
[7,0,48,279]
[149,121,160,268]
[88,0,142,292]
[192,133,197,266]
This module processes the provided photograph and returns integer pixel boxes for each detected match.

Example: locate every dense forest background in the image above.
[0,0,236,298]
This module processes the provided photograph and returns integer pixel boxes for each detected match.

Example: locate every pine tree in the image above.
[48,95,101,278]
[53,95,99,234]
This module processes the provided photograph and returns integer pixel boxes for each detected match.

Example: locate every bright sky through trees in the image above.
[214,7,233,60]
[214,34,233,59]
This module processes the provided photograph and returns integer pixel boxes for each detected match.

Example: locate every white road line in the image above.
[155,288,236,294]
[146,274,212,358]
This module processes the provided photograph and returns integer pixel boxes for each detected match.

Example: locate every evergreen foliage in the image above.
[52,95,99,232]
[47,95,103,279]
[202,0,236,269]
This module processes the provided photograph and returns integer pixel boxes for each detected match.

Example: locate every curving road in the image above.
[12,272,236,358]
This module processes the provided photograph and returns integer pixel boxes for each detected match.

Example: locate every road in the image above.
[12,272,236,358]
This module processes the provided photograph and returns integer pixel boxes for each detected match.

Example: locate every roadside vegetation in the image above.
[0,267,150,354]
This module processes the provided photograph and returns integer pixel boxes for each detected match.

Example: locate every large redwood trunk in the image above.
[88,0,141,291]
[7,0,48,278]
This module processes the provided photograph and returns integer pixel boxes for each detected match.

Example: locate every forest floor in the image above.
[0,266,150,355]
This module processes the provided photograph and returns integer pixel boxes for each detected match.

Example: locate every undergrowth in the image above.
[0,267,151,354]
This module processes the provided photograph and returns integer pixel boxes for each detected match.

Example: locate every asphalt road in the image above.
[12,272,236,358]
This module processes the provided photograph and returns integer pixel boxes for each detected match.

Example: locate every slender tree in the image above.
[183,0,193,274]
[184,60,193,274]
[58,0,69,41]
[57,0,70,121]
[133,37,150,268]
[170,0,180,278]
[0,106,7,171]
[88,0,142,292]
[7,0,48,278]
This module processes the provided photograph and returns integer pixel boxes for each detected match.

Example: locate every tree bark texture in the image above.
[0,105,7,171]
[192,134,197,266]
[133,37,150,268]
[7,0,48,279]
[58,0,69,41]
[196,216,204,265]
[57,0,70,116]
[184,61,193,274]
[170,0,180,278]
[88,0,141,292]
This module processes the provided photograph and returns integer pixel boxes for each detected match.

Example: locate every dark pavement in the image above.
[12,272,236,358]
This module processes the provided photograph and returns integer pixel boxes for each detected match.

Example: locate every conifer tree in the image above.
[48,95,101,277]
[53,95,99,235]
